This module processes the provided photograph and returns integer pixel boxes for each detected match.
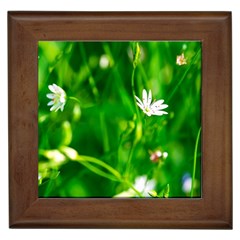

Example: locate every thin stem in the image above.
[191,127,201,198]
[124,68,136,175]
[80,161,119,182]
[131,67,142,129]
[76,154,122,180]
[131,68,137,99]
[68,96,81,104]
[99,111,110,153]
[125,64,141,176]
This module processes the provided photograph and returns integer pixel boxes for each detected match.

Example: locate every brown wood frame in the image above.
[8,12,232,229]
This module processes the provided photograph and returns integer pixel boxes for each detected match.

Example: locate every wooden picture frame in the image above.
[8,11,232,229]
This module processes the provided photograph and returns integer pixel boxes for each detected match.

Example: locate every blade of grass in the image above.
[76,155,122,180]
[68,96,81,104]
[99,111,110,153]
[79,161,120,182]
[191,127,201,197]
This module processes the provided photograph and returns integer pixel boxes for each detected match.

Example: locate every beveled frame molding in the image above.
[8,12,232,228]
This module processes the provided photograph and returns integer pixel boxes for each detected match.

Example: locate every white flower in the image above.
[150,150,168,163]
[176,53,187,65]
[114,175,156,197]
[47,84,66,112]
[135,89,168,116]
[182,173,192,193]
[99,54,110,69]
[133,175,156,197]
[150,150,162,162]
[163,152,168,158]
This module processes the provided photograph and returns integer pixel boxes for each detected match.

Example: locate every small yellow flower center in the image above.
[145,107,150,112]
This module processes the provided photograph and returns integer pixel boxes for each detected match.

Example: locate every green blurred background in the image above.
[38,41,201,198]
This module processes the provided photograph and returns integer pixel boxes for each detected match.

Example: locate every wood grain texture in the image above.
[8,11,232,229]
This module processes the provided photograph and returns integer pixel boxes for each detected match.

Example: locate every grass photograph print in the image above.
[38,41,202,198]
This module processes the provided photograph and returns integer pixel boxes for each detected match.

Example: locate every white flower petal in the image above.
[152,104,168,110]
[50,105,56,111]
[151,100,164,109]
[55,106,62,112]
[57,87,65,94]
[163,152,168,158]
[60,104,65,111]
[153,111,168,116]
[54,102,63,112]
[158,104,168,110]
[142,89,147,107]
[60,95,66,103]
[52,83,59,91]
[48,84,56,93]
[47,100,54,106]
[147,90,152,107]
[133,175,156,197]
[152,112,163,116]
[136,102,144,110]
[135,95,143,105]
[46,93,55,99]
[135,96,145,110]
[156,151,162,157]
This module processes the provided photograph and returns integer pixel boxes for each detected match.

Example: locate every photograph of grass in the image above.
[38,41,201,198]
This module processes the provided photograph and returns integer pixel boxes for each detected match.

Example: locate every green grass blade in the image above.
[79,161,120,182]
[191,127,201,197]
[76,155,122,180]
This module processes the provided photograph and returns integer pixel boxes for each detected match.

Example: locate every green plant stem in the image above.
[131,68,137,99]
[125,65,142,176]
[100,111,110,153]
[80,161,119,182]
[191,127,201,198]
[131,67,142,124]
[68,96,81,104]
[76,154,122,180]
